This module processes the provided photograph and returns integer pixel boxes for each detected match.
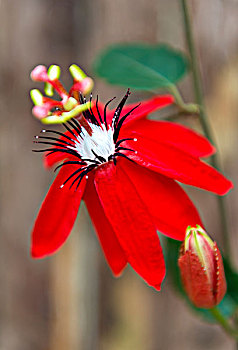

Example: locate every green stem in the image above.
[180,0,231,259]
[167,84,199,114]
[209,308,238,339]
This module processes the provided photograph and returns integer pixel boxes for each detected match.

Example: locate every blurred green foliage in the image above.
[93,43,189,91]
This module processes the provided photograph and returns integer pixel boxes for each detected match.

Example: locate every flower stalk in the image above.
[209,307,238,340]
[167,84,199,115]
[180,0,231,259]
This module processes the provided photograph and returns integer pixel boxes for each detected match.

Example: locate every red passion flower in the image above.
[31,69,232,291]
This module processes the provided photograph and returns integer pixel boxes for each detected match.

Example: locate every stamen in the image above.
[72,90,80,102]
[75,114,93,136]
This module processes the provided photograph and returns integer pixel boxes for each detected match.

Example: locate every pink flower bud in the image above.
[178,225,226,308]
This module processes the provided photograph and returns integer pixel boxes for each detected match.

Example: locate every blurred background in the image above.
[0,0,238,349]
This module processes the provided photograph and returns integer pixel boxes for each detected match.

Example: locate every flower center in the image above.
[70,123,115,165]
[33,90,139,190]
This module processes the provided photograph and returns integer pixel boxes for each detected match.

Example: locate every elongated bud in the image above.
[178,225,226,308]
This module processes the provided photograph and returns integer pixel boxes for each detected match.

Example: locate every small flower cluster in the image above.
[30,64,93,124]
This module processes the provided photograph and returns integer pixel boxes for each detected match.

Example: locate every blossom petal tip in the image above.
[219,179,233,196]
[31,244,58,259]
[154,283,162,291]
[111,265,127,277]
[209,144,217,156]
[31,246,45,259]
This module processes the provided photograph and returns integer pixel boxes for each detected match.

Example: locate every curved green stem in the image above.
[209,308,238,339]
[167,84,199,114]
[180,0,231,259]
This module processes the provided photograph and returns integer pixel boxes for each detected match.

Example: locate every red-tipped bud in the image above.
[178,225,226,308]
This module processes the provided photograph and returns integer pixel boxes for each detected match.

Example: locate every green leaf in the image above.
[93,43,189,91]
[165,238,237,323]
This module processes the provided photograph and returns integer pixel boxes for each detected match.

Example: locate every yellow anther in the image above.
[48,65,61,80]
[69,64,87,81]
[30,89,43,106]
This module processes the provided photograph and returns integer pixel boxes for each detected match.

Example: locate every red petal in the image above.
[84,175,127,276]
[120,159,203,241]
[178,249,215,308]
[44,151,68,168]
[126,137,233,195]
[107,95,174,126]
[94,162,165,290]
[123,119,215,158]
[31,165,86,258]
